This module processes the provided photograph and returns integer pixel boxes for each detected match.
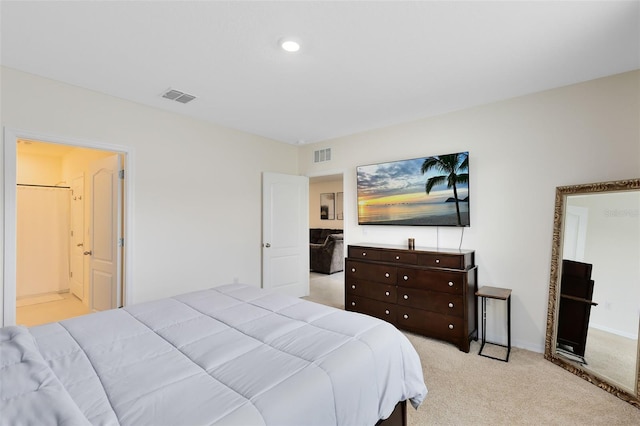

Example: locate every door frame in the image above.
[307,168,347,258]
[69,174,85,300]
[563,205,588,262]
[2,127,135,326]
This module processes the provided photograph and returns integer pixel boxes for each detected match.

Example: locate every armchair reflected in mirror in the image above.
[545,178,640,408]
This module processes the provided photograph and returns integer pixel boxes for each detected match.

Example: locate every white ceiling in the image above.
[1,1,638,145]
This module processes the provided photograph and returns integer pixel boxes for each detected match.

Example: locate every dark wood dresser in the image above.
[345,243,478,352]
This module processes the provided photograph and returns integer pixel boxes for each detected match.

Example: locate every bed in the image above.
[1,283,427,425]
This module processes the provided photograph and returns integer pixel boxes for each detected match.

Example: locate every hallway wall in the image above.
[309,177,344,229]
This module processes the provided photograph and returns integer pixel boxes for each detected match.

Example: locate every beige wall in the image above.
[17,151,63,185]
[309,178,344,229]
[1,66,299,321]
[298,70,640,352]
[61,146,114,187]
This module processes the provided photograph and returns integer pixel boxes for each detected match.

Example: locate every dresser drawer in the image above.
[397,267,466,294]
[346,259,397,284]
[396,306,464,338]
[379,250,418,265]
[346,294,396,323]
[348,246,382,261]
[346,244,477,353]
[346,279,397,303]
[418,253,465,269]
[396,287,464,317]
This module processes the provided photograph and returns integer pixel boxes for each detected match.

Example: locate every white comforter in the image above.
[1,284,427,426]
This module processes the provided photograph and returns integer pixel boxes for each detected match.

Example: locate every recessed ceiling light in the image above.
[280,39,301,53]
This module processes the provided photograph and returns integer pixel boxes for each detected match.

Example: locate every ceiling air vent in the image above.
[161,88,196,104]
[313,148,331,163]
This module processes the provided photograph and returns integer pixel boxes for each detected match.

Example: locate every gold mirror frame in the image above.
[544,178,640,408]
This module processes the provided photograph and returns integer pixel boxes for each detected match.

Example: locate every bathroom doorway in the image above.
[14,139,124,326]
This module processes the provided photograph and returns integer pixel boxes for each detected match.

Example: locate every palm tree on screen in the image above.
[420,153,469,226]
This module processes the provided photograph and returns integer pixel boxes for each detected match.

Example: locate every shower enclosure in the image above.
[16,185,70,299]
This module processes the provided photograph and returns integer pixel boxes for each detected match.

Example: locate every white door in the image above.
[563,205,588,262]
[69,175,85,299]
[88,155,122,311]
[262,172,309,297]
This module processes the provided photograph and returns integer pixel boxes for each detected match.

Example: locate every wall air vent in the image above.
[161,88,196,104]
[313,148,332,163]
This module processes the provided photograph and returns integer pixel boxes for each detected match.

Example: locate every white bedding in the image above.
[1,283,427,426]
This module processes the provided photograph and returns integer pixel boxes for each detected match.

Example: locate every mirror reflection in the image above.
[546,179,640,407]
[559,191,639,392]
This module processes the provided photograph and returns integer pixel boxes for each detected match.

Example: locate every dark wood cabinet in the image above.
[345,244,477,352]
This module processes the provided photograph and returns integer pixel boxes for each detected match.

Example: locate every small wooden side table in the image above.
[475,286,512,362]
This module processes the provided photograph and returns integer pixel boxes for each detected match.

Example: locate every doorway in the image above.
[15,140,123,326]
[3,128,134,327]
[15,180,91,325]
[307,173,345,308]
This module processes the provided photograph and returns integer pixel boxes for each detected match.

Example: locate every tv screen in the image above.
[357,151,469,226]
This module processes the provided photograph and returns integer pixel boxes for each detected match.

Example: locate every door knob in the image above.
[83,250,92,256]
[77,243,84,247]
[264,243,271,248]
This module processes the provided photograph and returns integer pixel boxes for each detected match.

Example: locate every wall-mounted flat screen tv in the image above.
[357,151,469,226]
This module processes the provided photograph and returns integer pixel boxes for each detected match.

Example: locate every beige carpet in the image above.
[405,333,640,425]
[305,272,640,425]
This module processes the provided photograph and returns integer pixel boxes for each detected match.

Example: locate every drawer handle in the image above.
[351,301,356,306]
[448,302,454,308]
[385,291,390,296]
[448,324,454,330]
[362,252,367,256]
[351,285,356,289]
[385,310,390,315]
[385,272,390,278]
[395,255,400,260]
[448,281,454,287]
[435,259,440,264]
[403,275,408,281]
[352,268,356,272]
[403,294,409,300]
[403,314,409,319]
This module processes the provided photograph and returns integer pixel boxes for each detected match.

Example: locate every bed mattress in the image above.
[1,283,427,425]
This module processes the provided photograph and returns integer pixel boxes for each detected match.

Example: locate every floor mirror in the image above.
[545,178,640,408]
